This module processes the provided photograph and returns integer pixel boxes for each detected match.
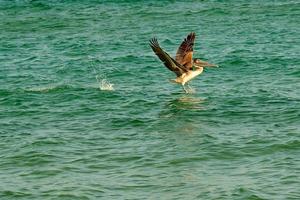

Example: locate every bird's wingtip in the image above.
[149,37,159,47]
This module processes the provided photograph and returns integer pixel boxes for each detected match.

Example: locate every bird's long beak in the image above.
[196,59,218,67]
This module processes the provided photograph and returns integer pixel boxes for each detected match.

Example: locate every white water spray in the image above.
[98,77,114,91]
[91,63,115,91]
[95,74,114,91]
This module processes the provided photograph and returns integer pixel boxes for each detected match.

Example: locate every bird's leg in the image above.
[185,83,196,93]
[182,84,188,93]
[186,83,192,90]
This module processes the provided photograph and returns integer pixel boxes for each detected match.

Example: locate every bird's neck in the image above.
[194,66,203,73]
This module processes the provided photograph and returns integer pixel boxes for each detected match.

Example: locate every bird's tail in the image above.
[169,79,178,84]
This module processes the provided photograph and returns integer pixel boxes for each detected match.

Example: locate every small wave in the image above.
[25,84,68,92]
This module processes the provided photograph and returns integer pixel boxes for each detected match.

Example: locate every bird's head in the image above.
[193,58,218,68]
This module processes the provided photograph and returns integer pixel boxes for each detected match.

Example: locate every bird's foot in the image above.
[186,84,196,94]
[182,85,187,93]
[182,85,189,93]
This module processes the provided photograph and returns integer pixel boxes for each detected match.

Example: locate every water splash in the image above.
[96,75,114,91]
[90,63,115,91]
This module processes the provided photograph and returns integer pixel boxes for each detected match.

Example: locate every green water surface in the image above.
[0,0,299,199]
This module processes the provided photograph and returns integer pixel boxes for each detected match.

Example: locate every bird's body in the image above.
[149,32,217,93]
[171,67,203,85]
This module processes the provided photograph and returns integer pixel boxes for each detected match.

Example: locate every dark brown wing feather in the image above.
[149,38,187,77]
[175,32,196,70]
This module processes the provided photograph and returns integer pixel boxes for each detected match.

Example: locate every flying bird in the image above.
[149,32,217,93]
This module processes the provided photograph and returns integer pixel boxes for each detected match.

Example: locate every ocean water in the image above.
[0,0,300,199]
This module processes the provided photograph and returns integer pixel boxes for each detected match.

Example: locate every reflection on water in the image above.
[156,95,206,134]
[164,95,206,112]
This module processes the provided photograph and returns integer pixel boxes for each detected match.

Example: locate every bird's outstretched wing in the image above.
[175,32,196,70]
[149,38,188,77]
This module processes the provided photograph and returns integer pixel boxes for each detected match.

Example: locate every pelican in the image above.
[149,32,217,93]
